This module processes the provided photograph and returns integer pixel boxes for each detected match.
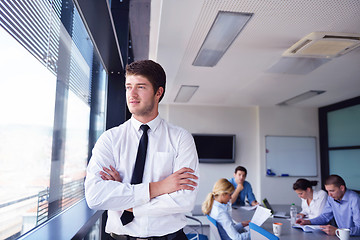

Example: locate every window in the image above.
[0,1,107,239]
[319,97,360,192]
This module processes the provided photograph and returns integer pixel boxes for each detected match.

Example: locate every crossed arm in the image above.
[85,129,199,215]
[101,165,198,199]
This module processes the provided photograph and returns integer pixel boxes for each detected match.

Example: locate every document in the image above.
[250,206,272,226]
[292,224,322,232]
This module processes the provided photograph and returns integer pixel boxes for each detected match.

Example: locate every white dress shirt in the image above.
[85,115,199,237]
[300,189,328,219]
[210,201,250,240]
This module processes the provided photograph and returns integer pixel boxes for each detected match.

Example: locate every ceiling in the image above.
[143,0,360,108]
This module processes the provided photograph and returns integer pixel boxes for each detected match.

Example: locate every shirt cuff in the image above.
[133,183,150,207]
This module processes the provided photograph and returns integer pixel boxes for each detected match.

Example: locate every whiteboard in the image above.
[265,136,317,177]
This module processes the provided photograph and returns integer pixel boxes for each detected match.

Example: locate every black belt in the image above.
[110,229,186,240]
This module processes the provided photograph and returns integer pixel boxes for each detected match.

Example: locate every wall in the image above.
[159,104,259,205]
[258,106,321,206]
[159,104,320,207]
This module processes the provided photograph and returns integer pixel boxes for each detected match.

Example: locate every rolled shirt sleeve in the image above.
[85,131,150,211]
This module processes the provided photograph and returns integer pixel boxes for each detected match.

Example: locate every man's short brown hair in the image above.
[125,60,166,102]
[325,174,346,189]
[235,166,247,176]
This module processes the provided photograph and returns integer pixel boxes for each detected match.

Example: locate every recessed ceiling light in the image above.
[277,90,326,106]
[193,11,253,67]
[174,85,199,103]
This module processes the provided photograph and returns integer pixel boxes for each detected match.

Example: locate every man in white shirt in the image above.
[85,60,199,240]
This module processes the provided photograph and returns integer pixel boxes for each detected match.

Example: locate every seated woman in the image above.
[202,178,250,240]
[293,178,327,219]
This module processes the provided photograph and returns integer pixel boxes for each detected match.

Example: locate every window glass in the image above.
[0,1,107,239]
[0,26,57,239]
[329,149,360,190]
[328,104,360,147]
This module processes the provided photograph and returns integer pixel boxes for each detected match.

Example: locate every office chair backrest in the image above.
[206,215,231,240]
[249,222,279,240]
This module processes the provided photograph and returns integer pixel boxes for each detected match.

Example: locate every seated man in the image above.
[296,175,360,236]
[229,166,258,206]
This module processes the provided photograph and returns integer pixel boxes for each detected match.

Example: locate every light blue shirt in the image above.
[228,178,256,206]
[210,200,250,240]
[310,190,360,236]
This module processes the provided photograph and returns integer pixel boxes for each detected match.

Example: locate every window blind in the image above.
[0,0,93,105]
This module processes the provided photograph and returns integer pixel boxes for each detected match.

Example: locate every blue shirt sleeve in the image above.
[310,196,333,225]
[244,181,256,204]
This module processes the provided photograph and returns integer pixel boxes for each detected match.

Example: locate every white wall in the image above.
[159,104,321,207]
[258,106,321,206]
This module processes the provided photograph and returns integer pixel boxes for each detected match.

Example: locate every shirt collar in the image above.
[333,190,349,204]
[130,114,161,132]
[213,200,228,210]
[340,190,350,202]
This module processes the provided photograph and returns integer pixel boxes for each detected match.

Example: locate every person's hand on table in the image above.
[320,225,337,236]
[296,218,310,225]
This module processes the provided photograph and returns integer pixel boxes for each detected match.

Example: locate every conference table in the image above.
[232,204,360,240]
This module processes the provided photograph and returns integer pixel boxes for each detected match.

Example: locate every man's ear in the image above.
[340,185,346,192]
[156,87,164,99]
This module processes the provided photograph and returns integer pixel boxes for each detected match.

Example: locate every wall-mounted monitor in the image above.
[192,134,236,163]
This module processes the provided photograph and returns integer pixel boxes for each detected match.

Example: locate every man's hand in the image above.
[100,165,121,182]
[296,219,311,225]
[231,183,244,204]
[320,225,337,236]
[100,166,134,211]
[236,182,244,192]
[149,167,198,199]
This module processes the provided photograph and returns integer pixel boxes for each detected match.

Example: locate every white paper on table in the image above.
[240,205,258,211]
[250,206,272,226]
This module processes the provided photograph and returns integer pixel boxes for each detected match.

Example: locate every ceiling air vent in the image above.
[283,32,360,58]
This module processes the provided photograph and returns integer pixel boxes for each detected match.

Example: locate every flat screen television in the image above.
[192,134,236,163]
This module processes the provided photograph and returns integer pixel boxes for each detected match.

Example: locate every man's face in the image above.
[125,75,162,120]
[234,170,246,184]
[325,184,345,201]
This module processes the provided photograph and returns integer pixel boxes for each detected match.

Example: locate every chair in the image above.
[206,215,233,240]
[185,215,208,240]
[249,222,279,240]
[206,215,222,240]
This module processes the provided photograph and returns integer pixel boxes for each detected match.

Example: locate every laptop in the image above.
[262,198,289,218]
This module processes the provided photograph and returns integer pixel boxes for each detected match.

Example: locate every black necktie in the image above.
[120,124,150,225]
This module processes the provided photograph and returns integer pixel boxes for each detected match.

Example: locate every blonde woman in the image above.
[202,178,250,240]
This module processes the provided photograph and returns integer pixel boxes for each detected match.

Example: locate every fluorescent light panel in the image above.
[174,85,199,103]
[278,90,326,106]
[193,11,253,67]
